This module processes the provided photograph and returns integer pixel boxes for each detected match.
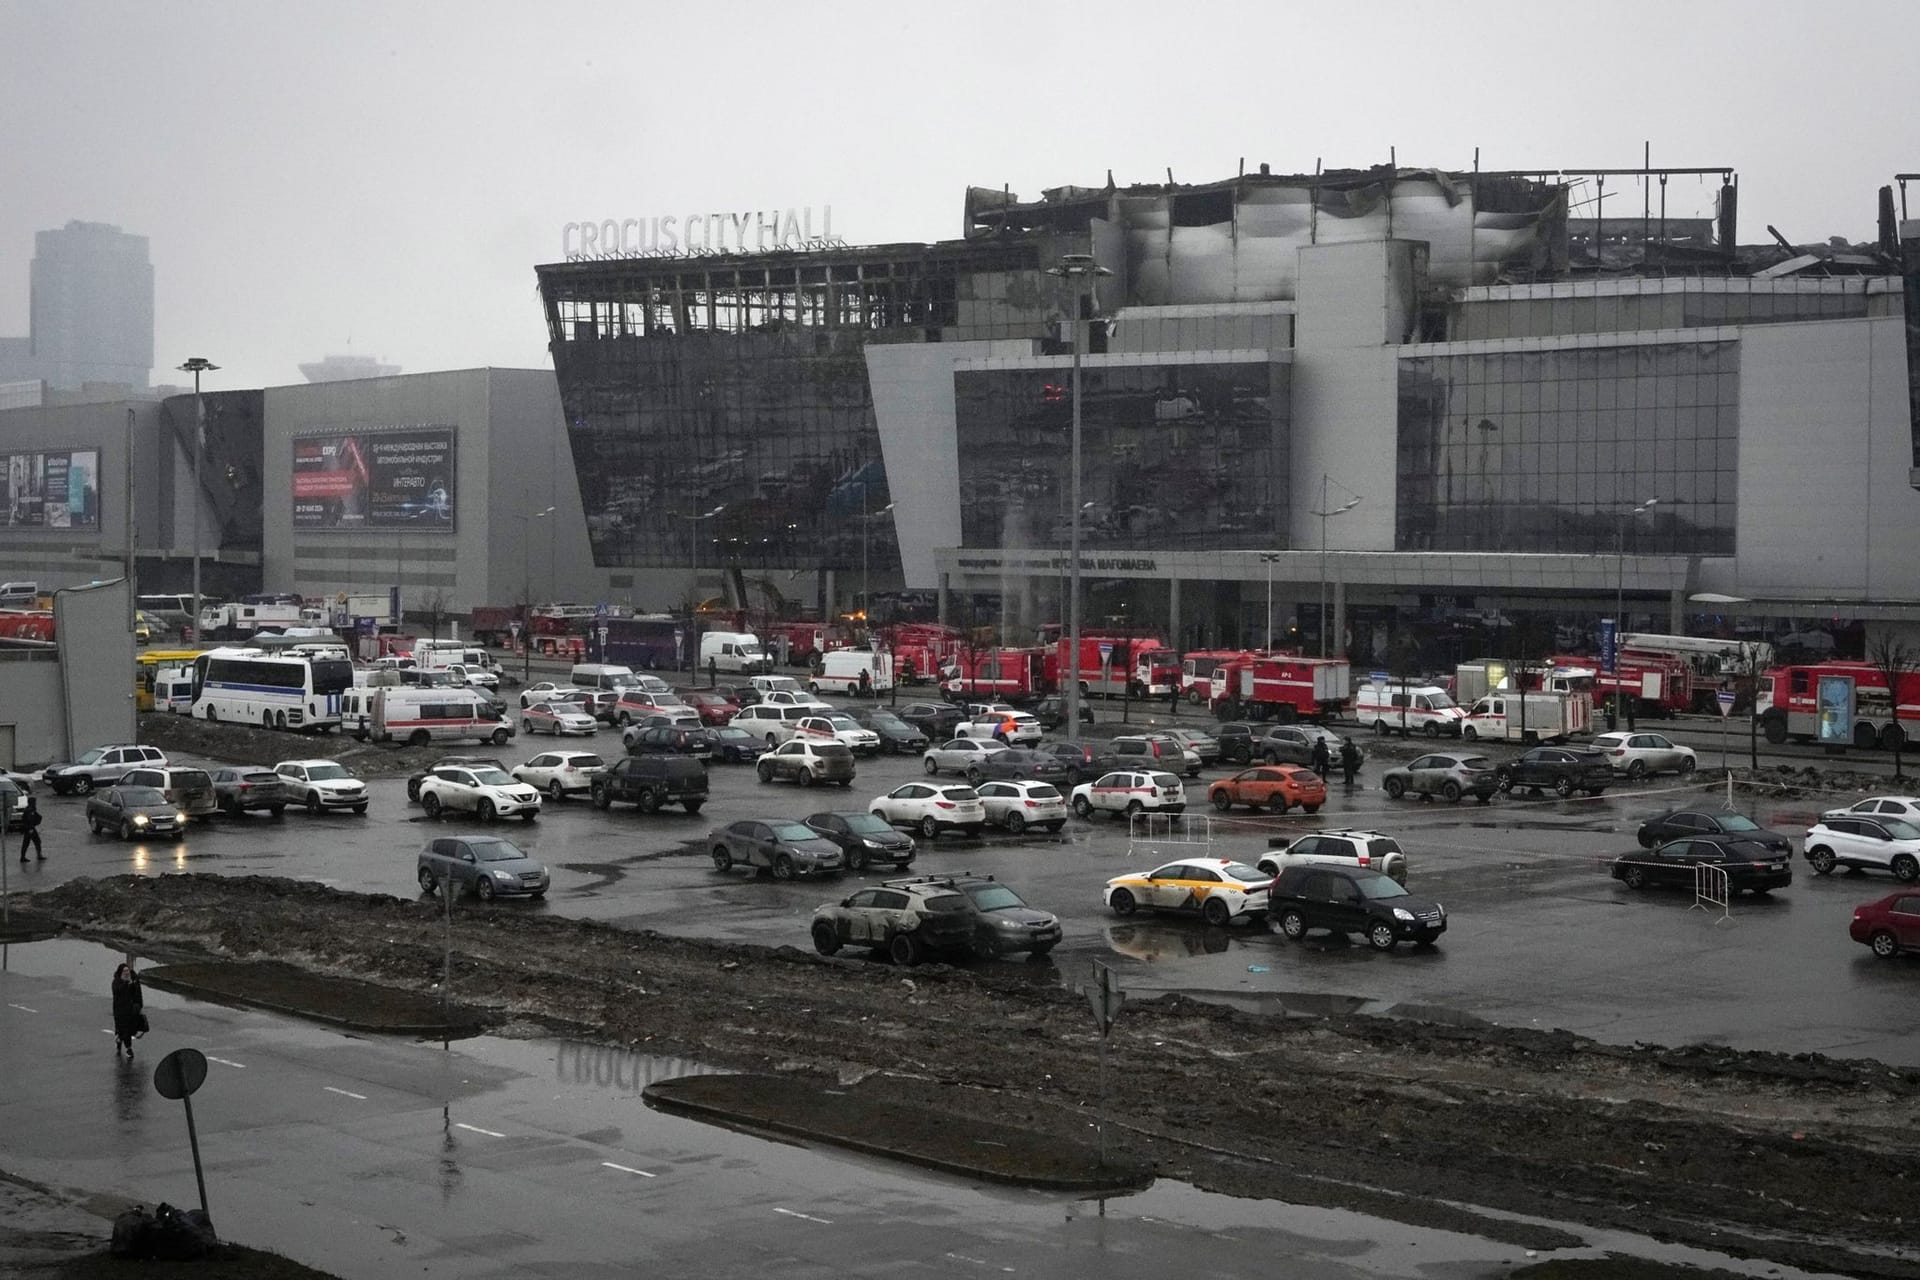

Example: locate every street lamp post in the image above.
[516,505,554,684]
[1312,474,1362,660]
[1046,253,1111,741]
[861,496,896,636]
[679,505,725,672]
[1259,552,1282,649]
[177,358,218,641]
[1612,497,1659,730]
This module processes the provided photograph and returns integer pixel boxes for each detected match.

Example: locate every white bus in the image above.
[191,647,355,731]
[356,686,510,746]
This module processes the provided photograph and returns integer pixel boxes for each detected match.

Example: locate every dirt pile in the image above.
[134,713,446,778]
[30,873,1920,1278]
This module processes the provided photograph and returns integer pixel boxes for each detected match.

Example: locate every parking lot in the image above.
[15,700,1918,1068]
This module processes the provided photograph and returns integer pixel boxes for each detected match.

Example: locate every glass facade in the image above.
[558,328,890,573]
[1452,278,1873,342]
[1396,342,1738,555]
[953,361,1289,550]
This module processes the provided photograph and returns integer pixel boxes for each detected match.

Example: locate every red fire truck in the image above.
[0,610,55,642]
[878,622,964,686]
[1549,651,1693,719]
[1180,648,1300,705]
[1211,655,1352,722]
[943,647,1050,702]
[1042,633,1178,698]
[1757,661,1920,750]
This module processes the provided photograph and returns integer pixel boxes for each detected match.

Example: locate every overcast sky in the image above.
[3,0,1914,391]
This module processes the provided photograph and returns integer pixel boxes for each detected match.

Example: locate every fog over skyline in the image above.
[3,0,1914,391]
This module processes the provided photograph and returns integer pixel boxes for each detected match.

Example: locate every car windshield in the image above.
[76,748,106,764]
[843,814,894,837]
[763,677,802,692]
[1358,876,1410,900]
[1713,813,1759,831]
[869,713,908,730]
[1883,818,1920,840]
[118,787,167,804]
[1222,862,1267,883]
[606,673,642,688]
[469,838,527,863]
[770,821,820,841]
[471,768,516,785]
[305,764,351,780]
[714,727,751,741]
[1426,692,1457,708]
[965,884,1026,911]
[827,716,860,730]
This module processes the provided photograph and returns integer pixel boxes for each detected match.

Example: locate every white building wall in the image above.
[1734,316,1919,602]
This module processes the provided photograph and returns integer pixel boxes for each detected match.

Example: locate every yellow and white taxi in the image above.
[1103,857,1273,927]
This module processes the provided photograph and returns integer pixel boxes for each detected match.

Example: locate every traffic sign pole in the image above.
[1085,961,1124,1167]
[1717,689,1736,773]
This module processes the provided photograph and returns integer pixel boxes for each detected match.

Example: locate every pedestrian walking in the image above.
[17,795,43,862]
[1310,736,1332,780]
[1339,738,1361,789]
[111,963,144,1057]
[1166,682,1180,717]
[857,668,872,699]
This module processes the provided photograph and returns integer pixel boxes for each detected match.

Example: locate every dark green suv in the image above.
[591,755,708,814]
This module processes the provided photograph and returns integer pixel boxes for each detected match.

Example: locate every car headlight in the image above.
[994,918,1024,931]
[1392,907,1416,921]
[493,870,516,881]
[176,812,188,823]
[133,814,149,825]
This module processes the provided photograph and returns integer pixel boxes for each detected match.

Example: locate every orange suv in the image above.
[1207,765,1327,815]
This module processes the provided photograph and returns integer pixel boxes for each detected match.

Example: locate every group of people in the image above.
[1310,735,1364,787]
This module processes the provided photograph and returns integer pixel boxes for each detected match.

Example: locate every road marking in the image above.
[7,1003,38,1013]
[206,1057,246,1069]
[773,1207,833,1225]
[601,1162,657,1177]
[324,1086,367,1100]
[455,1122,505,1138]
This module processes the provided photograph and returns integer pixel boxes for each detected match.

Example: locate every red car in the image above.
[1850,891,1920,959]
[677,689,738,726]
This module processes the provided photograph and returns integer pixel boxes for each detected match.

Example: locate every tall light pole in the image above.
[861,496,895,633]
[1313,474,1362,659]
[515,504,554,683]
[679,505,725,672]
[1612,497,1659,729]
[1259,552,1282,649]
[1046,253,1110,740]
[178,357,217,641]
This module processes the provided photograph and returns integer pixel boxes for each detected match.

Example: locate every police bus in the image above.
[191,647,354,731]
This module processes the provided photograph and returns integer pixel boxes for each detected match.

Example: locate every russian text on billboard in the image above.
[291,428,456,529]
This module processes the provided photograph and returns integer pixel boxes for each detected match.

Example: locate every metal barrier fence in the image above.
[1127,811,1216,860]
[1691,862,1731,924]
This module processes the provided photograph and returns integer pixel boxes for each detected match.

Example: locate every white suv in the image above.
[418,764,543,822]
[1070,771,1186,819]
[43,744,168,795]
[1590,731,1697,780]
[733,703,815,745]
[274,759,370,815]
[1804,815,1920,882]
[870,782,987,839]
[1259,829,1409,885]
[796,714,882,755]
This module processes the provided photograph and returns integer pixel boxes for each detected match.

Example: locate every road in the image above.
[9,702,1919,1068]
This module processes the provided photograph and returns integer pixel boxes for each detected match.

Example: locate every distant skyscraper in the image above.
[299,353,402,383]
[27,221,154,389]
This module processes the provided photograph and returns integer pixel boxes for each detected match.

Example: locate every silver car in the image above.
[417,835,550,900]
[922,738,1011,778]
[1379,752,1499,804]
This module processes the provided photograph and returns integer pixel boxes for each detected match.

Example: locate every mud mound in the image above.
[135,713,450,778]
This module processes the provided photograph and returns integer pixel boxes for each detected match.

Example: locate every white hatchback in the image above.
[975,779,1069,834]
[1821,795,1920,824]
[1070,771,1186,819]
[1590,731,1697,780]
[870,782,987,840]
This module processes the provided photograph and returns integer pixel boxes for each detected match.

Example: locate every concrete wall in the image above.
[0,578,133,767]
[0,655,65,768]
[0,400,138,588]
[1733,315,1919,603]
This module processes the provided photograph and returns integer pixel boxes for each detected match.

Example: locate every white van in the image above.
[569,662,641,692]
[699,631,772,675]
[1353,683,1466,737]
[810,650,893,697]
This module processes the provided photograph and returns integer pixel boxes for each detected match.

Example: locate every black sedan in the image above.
[86,785,186,841]
[1611,836,1793,895]
[1635,808,1793,853]
[855,708,930,755]
[707,818,844,879]
[974,748,1073,783]
[802,811,917,872]
[1494,747,1612,798]
[705,725,770,764]
[1267,865,1446,951]
[897,701,967,741]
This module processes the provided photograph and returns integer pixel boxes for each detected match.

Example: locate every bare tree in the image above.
[1866,632,1917,780]
[421,588,451,641]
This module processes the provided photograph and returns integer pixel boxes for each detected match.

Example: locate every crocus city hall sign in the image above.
[562,207,842,261]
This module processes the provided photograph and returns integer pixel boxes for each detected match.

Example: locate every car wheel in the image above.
[1808,847,1836,875]
[119,821,134,841]
[1383,777,1406,799]
[548,781,566,802]
[307,792,323,815]
[1210,791,1232,812]
[1626,760,1647,781]
[1277,908,1307,940]
[1125,800,1144,817]
[965,766,983,784]
[772,854,795,881]
[477,800,497,823]
[73,777,94,796]
[1462,725,1478,741]
[417,866,437,894]
[1422,722,1440,738]
[1623,866,1648,889]
[422,794,442,819]
[89,817,102,836]
[1004,810,1027,834]
[269,805,286,819]
[846,847,868,872]
[1893,854,1920,883]
[1072,796,1092,818]
[923,757,939,775]
[1044,821,1065,833]
[1367,921,1399,952]
[1494,768,1513,793]
[757,763,773,784]
[1441,780,1462,803]
[492,728,511,746]
[711,846,733,873]
[798,770,815,789]
[591,786,611,810]
[1300,804,1320,814]
[1553,776,1575,798]
[1637,830,1657,848]
[1108,888,1137,917]
[683,800,703,814]
[1201,896,1231,926]
[1371,719,1389,736]
[476,878,496,902]
[812,922,841,955]
[521,720,534,736]
[1871,930,1900,959]
[888,931,921,966]
[919,815,940,840]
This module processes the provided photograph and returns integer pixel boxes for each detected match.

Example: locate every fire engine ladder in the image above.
[1127,812,1216,861]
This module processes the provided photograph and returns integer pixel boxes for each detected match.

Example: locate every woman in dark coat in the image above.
[111,963,144,1057]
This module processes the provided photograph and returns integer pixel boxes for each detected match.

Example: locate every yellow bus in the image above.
[135,648,212,712]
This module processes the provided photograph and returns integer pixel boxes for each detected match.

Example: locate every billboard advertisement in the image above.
[3,448,100,529]
[292,427,456,530]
